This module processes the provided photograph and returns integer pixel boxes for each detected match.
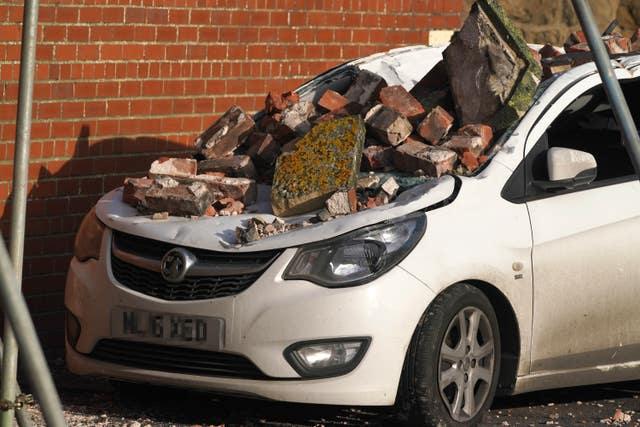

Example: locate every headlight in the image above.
[73,206,105,262]
[284,338,370,377]
[283,211,426,287]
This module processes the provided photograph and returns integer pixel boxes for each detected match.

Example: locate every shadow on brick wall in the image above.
[0,125,191,357]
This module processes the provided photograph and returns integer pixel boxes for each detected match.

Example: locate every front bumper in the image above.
[65,229,435,405]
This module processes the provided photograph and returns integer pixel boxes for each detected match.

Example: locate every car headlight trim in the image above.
[73,206,105,262]
[283,211,426,288]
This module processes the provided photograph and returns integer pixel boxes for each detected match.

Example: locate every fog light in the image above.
[66,310,81,349]
[284,338,370,378]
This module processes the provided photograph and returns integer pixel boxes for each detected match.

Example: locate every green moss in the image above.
[271,116,365,216]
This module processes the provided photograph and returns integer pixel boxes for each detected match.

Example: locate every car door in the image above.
[525,75,640,374]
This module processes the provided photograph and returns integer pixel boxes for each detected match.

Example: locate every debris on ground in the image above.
[600,408,633,424]
[118,0,640,243]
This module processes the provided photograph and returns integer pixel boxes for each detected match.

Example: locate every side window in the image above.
[502,78,640,203]
[527,79,640,198]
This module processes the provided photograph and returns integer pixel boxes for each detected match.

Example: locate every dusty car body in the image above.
[65,45,640,425]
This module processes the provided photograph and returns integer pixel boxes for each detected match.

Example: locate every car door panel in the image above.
[528,180,640,372]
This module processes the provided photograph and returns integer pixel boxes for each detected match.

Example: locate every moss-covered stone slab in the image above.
[443,0,542,133]
[271,116,365,217]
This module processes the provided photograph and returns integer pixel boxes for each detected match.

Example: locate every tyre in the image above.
[399,283,501,427]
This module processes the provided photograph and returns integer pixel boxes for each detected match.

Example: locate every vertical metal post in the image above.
[1,0,40,424]
[571,0,640,174]
[0,237,66,427]
[0,339,34,427]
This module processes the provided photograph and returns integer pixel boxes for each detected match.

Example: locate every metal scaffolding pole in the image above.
[571,0,640,173]
[0,0,48,425]
[0,237,66,427]
[0,339,34,427]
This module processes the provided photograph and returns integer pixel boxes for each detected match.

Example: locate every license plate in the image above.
[111,308,224,349]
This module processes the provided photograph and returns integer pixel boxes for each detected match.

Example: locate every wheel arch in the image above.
[465,279,520,396]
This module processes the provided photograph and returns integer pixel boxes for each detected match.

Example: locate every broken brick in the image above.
[364,104,412,146]
[344,69,387,106]
[314,102,363,123]
[417,106,453,144]
[204,205,217,216]
[271,116,365,217]
[318,89,350,111]
[461,151,480,172]
[189,174,257,206]
[281,100,317,136]
[122,177,153,208]
[443,134,485,158]
[149,157,197,179]
[458,124,493,149]
[195,106,256,159]
[265,91,287,115]
[380,177,399,199]
[539,43,563,59]
[602,34,629,54]
[198,155,257,179]
[379,85,427,126]
[357,174,381,190]
[219,200,245,216]
[542,56,573,79]
[265,91,299,115]
[145,180,216,217]
[564,30,587,50]
[361,145,394,171]
[566,42,590,53]
[245,132,281,166]
[325,188,357,216]
[374,191,389,206]
[393,137,457,177]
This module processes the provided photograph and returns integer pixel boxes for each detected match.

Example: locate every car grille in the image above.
[90,339,270,380]
[110,231,282,301]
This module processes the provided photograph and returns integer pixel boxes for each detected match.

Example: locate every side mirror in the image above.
[534,147,597,190]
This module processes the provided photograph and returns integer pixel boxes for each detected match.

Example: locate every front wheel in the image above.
[400,283,501,426]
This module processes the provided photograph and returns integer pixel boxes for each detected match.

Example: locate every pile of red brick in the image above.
[119,7,640,241]
[538,28,640,79]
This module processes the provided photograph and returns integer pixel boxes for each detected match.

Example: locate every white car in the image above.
[65,45,640,426]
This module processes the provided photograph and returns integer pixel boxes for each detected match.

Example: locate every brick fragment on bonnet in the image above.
[393,137,457,177]
[417,106,453,144]
[281,100,317,136]
[314,102,362,123]
[122,177,153,208]
[149,157,197,179]
[443,134,485,158]
[144,180,216,217]
[538,43,563,59]
[325,188,357,216]
[361,145,393,171]
[195,105,256,159]
[245,132,281,166]
[189,174,258,205]
[198,155,257,179]
[364,103,412,146]
[318,89,350,112]
[379,85,426,126]
[343,69,387,106]
[458,124,493,149]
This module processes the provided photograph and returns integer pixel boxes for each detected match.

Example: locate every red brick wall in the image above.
[0,0,463,352]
